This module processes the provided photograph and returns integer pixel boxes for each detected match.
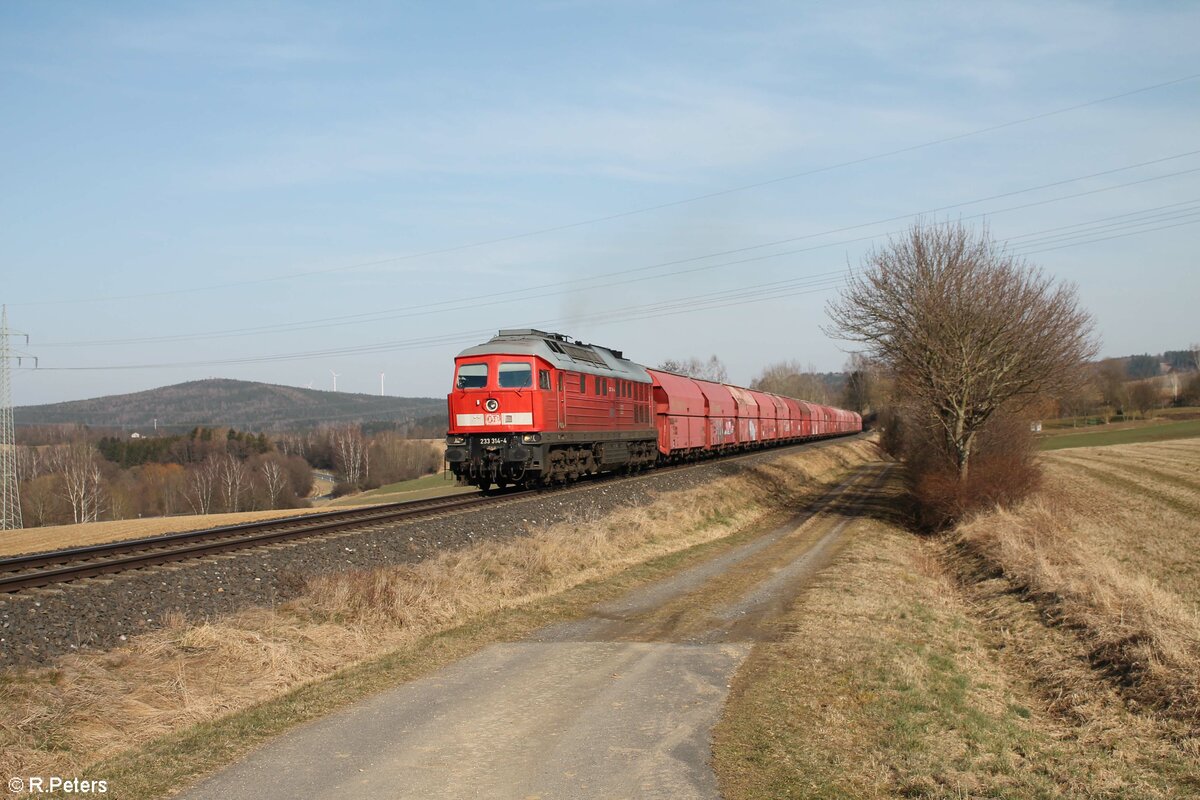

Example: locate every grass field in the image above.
[324,472,472,507]
[1038,439,1200,602]
[716,439,1200,798]
[1039,417,1200,450]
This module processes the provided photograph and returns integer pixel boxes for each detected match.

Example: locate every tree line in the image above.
[13,424,444,528]
[656,355,879,414]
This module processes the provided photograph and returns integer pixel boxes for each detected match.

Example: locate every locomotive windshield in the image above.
[456,363,488,389]
[498,361,533,388]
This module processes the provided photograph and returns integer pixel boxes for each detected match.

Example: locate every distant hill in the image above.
[15,379,445,432]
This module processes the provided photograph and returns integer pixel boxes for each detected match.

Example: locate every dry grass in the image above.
[0,439,879,789]
[0,507,347,558]
[715,469,1200,799]
[954,438,1200,726]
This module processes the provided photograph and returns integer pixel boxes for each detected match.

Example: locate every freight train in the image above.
[445,329,862,491]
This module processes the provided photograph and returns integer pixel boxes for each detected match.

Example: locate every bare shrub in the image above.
[875,405,906,460]
[1127,380,1160,418]
[367,435,442,487]
[1184,373,1200,405]
[904,413,1041,529]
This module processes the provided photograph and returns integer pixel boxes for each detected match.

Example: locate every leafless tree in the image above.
[1191,342,1200,372]
[185,455,221,515]
[657,355,728,383]
[826,220,1097,481]
[1055,381,1100,426]
[218,453,249,512]
[1095,360,1128,421]
[368,433,442,485]
[15,446,47,481]
[332,425,369,488]
[751,360,832,404]
[841,353,878,414]
[259,457,287,509]
[275,434,306,459]
[49,442,105,524]
[20,474,61,527]
[1184,373,1200,405]
[1127,381,1160,418]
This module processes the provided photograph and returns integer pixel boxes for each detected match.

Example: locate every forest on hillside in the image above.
[15,378,445,431]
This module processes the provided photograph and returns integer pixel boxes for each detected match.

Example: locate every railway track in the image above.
[0,434,864,596]
[0,491,526,594]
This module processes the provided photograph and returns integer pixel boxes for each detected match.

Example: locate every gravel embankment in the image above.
[0,439,859,667]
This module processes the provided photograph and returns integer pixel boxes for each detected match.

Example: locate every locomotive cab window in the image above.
[455,363,488,389]
[539,370,551,390]
[498,362,533,388]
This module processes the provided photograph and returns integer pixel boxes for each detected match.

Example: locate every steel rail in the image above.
[0,432,865,594]
[1,492,486,572]
[0,491,523,594]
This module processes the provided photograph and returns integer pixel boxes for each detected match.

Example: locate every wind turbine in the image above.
[379,371,386,397]
[330,370,340,392]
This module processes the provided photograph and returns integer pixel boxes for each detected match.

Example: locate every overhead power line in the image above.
[34,152,1200,348]
[1008,206,1200,250]
[13,72,1200,309]
[29,209,1199,374]
[1003,198,1200,242]
[1013,216,1200,256]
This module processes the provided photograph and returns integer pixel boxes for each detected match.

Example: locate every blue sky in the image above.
[2,1,1198,405]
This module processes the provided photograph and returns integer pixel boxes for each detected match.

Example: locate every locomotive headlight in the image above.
[521,433,541,443]
[446,435,466,445]
[484,398,499,412]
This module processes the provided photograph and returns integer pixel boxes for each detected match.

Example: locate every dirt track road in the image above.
[182,462,891,800]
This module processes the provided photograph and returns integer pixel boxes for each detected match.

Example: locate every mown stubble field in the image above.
[717,438,1200,799]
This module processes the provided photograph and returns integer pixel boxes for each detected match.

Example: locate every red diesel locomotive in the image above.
[445,329,862,490]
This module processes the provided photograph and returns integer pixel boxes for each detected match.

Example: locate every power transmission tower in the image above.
[1,305,33,530]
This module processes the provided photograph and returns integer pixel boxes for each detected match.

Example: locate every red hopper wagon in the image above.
[445,329,862,491]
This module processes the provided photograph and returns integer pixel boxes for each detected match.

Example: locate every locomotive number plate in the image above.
[479,437,508,445]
